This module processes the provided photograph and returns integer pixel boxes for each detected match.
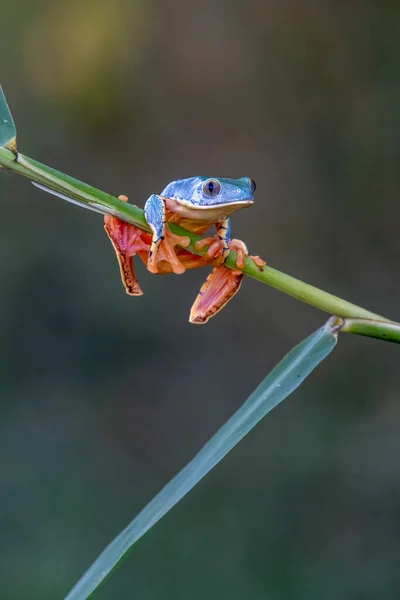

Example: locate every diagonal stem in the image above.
[336,317,400,344]
[0,146,398,340]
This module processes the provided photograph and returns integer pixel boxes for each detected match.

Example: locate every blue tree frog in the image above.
[104,176,265,323]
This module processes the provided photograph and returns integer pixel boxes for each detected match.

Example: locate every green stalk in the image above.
[0,146,398,340]
[338,318,400,344]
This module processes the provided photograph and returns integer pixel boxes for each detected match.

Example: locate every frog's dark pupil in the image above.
[203,179,220,197]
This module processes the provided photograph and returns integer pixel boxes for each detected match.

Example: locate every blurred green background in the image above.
[1,1,400,598]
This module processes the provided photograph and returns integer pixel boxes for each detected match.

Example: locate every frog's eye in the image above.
[203,179,221,197]
[250,179,256,194]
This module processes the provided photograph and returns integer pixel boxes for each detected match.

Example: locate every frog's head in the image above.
[161,176,256,221]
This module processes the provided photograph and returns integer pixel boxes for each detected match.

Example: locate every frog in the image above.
[104,176,265,323]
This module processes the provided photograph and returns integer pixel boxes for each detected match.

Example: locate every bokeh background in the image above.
[1,1,400,598]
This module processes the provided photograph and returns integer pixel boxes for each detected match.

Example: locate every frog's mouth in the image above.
[181,199,254,209]
[165,197,253,221]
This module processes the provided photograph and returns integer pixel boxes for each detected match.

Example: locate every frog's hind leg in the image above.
[104,195,151,295]
[144,194,190,274]
[189,266,243,324]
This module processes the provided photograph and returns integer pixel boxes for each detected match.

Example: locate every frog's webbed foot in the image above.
[104,195,151,295]
[149,226,191,274]
[189,266,243,324]
[155,249,210,274]
[189,230,265,323]
[144,194,190,275]
[228,239,266,270]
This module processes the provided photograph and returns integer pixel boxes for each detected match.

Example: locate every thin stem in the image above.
[0,146,397,332]
[338,318,400,344]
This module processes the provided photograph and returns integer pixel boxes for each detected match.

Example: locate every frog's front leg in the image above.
[144,194,190,275]
[193,218,231,263]
[194,219,266,269]
[227,239,266,269]
[219,219,265,269]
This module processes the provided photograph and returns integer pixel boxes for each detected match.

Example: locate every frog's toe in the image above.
[249,255,266,269]
[147,228,190,275]
[227,238,248,269]
[189,265,243,324]
[227,239,266,270]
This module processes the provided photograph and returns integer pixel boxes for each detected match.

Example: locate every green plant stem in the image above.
[338,318,400,344]
[0,146,398,340]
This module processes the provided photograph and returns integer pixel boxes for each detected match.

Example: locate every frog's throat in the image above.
[164,197,253,222]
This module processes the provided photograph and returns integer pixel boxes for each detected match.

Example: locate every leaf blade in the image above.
[65,320,337,600]
[0,86,17,152]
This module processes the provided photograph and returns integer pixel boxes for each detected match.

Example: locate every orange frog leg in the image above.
[190,219,266,324]
[194,219,266,269]
[144,194,190,275]
[155,248,211,274]
[104,195,151,295]
[189,266,243,324]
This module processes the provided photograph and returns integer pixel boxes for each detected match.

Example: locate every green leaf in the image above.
[64,319,337,600]
[0,87,17,152]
